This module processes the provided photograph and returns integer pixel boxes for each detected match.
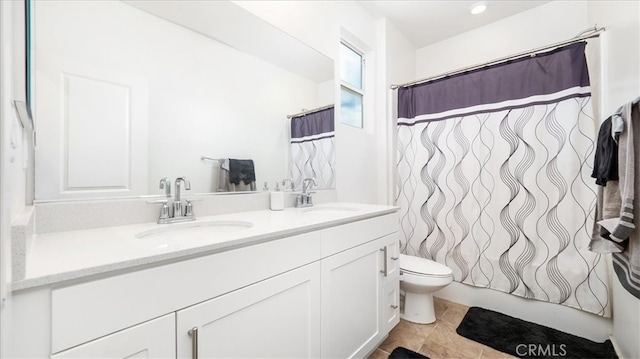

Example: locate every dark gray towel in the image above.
[228,159,255,185]
[591,117,619,185]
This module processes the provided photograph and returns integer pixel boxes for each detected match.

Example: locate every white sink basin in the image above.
[135,220,254,241]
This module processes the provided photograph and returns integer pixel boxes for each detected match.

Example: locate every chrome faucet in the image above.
[173,177,191,218]
[296,177,317,208]
[281,178,294,191]
[148,176,196,224]
[159,177,171,198]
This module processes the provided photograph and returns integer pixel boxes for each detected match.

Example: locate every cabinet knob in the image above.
[391,257,399,261]
[391,305,399,309]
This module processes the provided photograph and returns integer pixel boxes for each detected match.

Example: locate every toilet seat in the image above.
[400,254,452,278]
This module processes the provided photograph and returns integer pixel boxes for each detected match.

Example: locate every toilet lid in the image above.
[400,254,453,277]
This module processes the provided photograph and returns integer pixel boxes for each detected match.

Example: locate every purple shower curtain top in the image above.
[290,106,335,143]
[398,42,591,122]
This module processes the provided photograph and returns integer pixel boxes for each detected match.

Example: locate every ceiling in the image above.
[358,1,551,48]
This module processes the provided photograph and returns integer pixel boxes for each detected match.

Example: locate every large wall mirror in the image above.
[32,0,334,201]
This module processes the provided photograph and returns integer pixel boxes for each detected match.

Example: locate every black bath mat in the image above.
[456,307,617,359]
[388,346,429,359]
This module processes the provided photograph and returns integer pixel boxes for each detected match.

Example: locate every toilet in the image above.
[399,254,453,324]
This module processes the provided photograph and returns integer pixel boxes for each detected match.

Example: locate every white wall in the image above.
[610,269,640,359]
[4,2,28,220]
[9,2,27,219]
[415,0,616,342]
[34,1,322,200]
[587,2,640,357]
[1,0,29,354]
[378,19,416,205]
[0,3,12,355]
[416,1,590,78]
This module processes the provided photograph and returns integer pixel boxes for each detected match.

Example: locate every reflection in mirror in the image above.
[32,0,334,201]
[288,105,335,190]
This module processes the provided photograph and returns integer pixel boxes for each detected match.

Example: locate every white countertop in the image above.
[14,203,398,291]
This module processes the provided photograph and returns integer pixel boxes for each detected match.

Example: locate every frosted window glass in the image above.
[340,43,362,89]
[341,88,363,128]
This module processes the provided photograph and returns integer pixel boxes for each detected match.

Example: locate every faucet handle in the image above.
[146,199,171,221]
[146,199,169,204]
[184,200,194,217]
[159,202,170,220]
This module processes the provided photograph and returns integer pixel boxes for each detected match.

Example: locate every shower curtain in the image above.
[289,106,335,190]
[396,42,610,316]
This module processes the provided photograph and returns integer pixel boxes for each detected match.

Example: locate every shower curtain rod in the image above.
[390,25,605,90]
[286,104,334,119]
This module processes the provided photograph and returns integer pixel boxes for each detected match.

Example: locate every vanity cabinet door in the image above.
[51,314,175,359]
[320,237,384,359]
[382,284,401,333]
[176,262,321,359]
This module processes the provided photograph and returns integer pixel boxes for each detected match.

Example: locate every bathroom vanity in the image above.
[11,203,400,358]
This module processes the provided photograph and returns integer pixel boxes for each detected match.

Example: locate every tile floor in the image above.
[369,297,517,359]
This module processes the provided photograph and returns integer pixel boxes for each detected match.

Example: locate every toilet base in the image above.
[400,291,436,324]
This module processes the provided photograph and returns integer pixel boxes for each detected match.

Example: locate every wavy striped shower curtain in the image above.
[289,106,335,190]
[396,43,611,316]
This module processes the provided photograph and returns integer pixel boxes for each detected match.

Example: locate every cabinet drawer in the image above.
[382,284,400,333]
[321,213,398,258]
[52,314,175,358]
[51,232,321,353]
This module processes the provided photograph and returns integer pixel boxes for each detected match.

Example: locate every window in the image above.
[340,42,364,128]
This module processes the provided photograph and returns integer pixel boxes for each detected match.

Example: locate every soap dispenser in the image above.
[270,182,284,211]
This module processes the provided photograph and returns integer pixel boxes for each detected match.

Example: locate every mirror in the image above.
[32,0,334,201]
